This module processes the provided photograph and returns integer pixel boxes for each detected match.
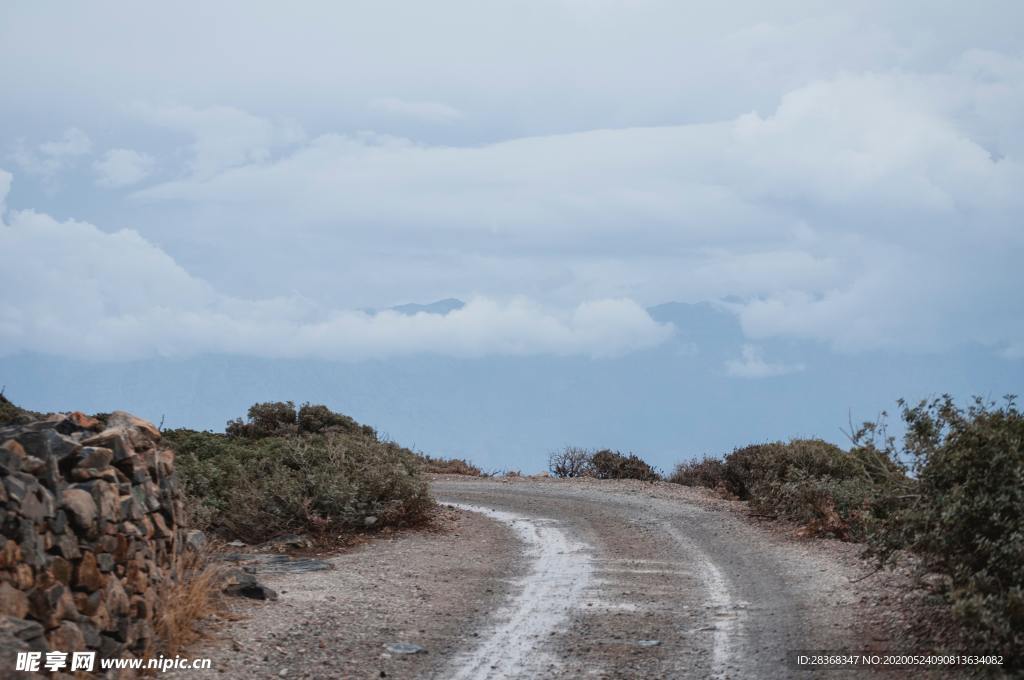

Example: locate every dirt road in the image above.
[433,478,878,679]
[181,477,888,679]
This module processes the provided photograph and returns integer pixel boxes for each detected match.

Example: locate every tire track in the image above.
[445,503,594,680]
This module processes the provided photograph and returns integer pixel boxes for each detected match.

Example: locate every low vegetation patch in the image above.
[164,401,435,544]
[419,454,483,475]
[0,389,41,425]
[668,456,726,489]
[670,395,1023,665]
[548,446,660,481]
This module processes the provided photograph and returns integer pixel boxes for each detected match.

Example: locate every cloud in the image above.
[94,148,155,187]
[0,175,671,361]
[9,127,93,178]
[126,61,1024,355]
[38,128,93,157]
[370,98,464,123]
[135,104,305,179]
[725,345,804,378]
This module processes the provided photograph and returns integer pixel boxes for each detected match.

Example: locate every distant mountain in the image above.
[1,299,1018,472]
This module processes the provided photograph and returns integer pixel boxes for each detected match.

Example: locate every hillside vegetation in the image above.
[549,447,660,481]
[163,401,435,543]
[670,396,1023,666]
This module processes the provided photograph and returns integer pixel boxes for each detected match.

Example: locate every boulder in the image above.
[0,582,29,618]
[61,488,97,531]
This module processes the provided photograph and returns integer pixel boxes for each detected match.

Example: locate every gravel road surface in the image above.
[434,478,880,679]
[176,477,892,679]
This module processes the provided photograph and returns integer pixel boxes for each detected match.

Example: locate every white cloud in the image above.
[725,345,804,378]
[135,104,305,179]
[9,127,93,178]
[126,61,1024,355]
[0,175,671,361]
[370,98,464,123]
[38,127,93,157]
[94,148,155,187]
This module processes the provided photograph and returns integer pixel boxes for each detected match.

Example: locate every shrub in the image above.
[696,439,908,540]
[549,446,593,478]
[164,402,435,543]
[669,456,725,488]
[419,455,483,476]
[0,391,40,426]
[589,449,660,481]
[868,396,1024,664]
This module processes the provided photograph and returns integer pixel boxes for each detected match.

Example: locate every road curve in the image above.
[435,478,872,680]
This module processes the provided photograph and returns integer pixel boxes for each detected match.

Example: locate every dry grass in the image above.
[154,550,225,656]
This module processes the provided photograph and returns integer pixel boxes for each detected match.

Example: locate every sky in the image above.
[1,2,1022,469]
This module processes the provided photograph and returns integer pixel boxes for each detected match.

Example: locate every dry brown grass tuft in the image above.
[154,550,225,656]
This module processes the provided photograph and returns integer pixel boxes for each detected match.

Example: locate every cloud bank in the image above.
[0,171,671,361]
[124,62,1024,356]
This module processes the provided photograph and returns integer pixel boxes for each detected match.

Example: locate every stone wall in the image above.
[0,411,186,670]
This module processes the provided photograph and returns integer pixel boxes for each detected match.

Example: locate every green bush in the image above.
[164,402,434,543]
[589,449,660,481]
[675,439,907,540]
[868,396,1023,664]
[669,457,725,488]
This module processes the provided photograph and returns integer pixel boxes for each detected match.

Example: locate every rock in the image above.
[50,556,73,585]
[226,540,247,548]
[75,552,107,591]
[19,483,56,524]
[0,540,21,569]
[0,410,182,665]
[28,582,77,629]
[96,553,115,573]
[47,621,86,652]
[104,579,130,617]
[74,446,113,470]
[0,614,48,651]
[16,519,46,567]
[364,516,378,528]
[119,495,146,521]
[61,488,98,531]
[0,440,26,474]
[48,508,68,534]
[106,412,161,442]
[89,480,120,522]
[3,472,32,504]
[67,412,102,432]
[0,582,29,618]
[223,570,278,601]
[81,428,133,462]
[50,532,81,560]
[150,511,171,538]
[384,642,426,655]
[15,429,80,463]
[184,530,206,553]
[263,534,312,551]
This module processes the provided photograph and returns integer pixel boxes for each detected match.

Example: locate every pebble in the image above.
[384,642,426,654]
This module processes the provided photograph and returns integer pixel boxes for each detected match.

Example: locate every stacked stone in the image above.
[0,411,184,669]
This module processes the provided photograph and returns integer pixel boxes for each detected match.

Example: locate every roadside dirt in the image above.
[175,477,916,679]
[168,507,522,679]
